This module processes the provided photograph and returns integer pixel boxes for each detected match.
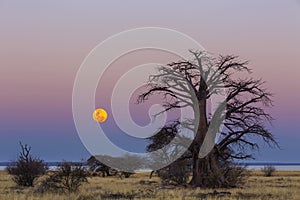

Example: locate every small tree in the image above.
[87,156,117,177]
[38,161,88,193]
[6,142,48,187]
[262,165,276,177]
[92,154,143,179]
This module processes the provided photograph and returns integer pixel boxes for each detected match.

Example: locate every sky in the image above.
[0,0,299,162]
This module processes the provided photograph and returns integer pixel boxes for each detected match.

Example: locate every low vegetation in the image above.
[36,161,88,194]
[6,143,48,187]
[262,165,276,177]
[1,170,300,200]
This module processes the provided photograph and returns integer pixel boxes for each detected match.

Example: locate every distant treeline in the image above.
[0,162,87,167]
[1,162,300,167]
[239,163,300,166]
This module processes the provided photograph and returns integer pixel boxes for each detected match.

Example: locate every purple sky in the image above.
[0,0,299,162]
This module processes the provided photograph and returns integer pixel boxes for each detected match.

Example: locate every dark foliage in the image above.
[147,124,248,187]
[261,165,276,177]
[206,163,249,188]
[6,142,48,187]
[119,171,135,179]
[147,121,178,152]
[147,122,192,185]
[87,156,117,177]
[157,159,191,185]
[37,161,88,193]
[87,154,143,179]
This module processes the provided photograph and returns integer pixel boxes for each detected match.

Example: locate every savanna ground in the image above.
[0,170,299,200]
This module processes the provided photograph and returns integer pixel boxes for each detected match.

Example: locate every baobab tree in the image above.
[138,51,277,187]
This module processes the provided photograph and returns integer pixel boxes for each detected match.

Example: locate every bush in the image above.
[207,165,248,188]
[262,165,276,177]
[87,156,118,177]
[37,161,88,193]
[224,165,248,187]
[89,154,143,179]
[6,142,48,187]
[157,159,190,185]
[119,171,134,179]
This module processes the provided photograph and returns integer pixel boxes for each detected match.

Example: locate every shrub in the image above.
[157,159,190,185]
[262,165,276,177]
[90,154,143,179]
[224,165,249,187]
[207,165,249,188]
[6,142,48,187]
[37,161,88,193]
[87,156,115,177]
[119,171,134,179]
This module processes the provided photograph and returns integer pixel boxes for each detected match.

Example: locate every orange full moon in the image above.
[93,108,108,123]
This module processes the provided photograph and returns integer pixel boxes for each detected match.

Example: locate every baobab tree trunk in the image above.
[189,157,209,187]
[189,95,211,187]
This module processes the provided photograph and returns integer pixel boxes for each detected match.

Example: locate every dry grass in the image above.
[0,170,300,199]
